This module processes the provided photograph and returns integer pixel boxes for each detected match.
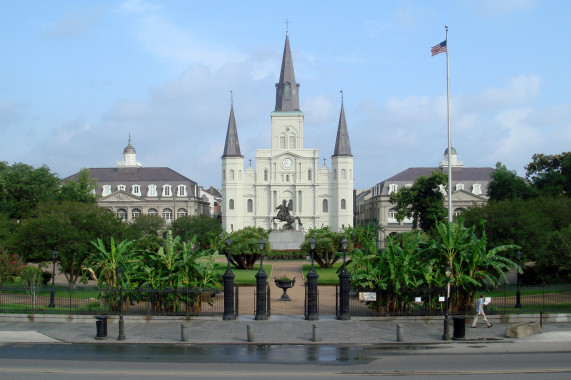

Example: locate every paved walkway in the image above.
[238,261,337,317]
[2,261,571,349]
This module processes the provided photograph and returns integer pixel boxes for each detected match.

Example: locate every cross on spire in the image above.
[285,18,291,34]
[230,90,233,105]
[340,90,343,105]
[249,159,252,167]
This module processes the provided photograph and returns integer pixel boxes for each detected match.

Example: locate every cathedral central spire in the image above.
[275,33,300,111]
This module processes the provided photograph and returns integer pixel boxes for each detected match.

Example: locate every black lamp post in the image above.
[442,265,452,341]
[116,265,126,341]
[306,237,319,320]
[223,237,236,320]
[515,250,522,308]
[49,249,58,308]
[255,237,268,320]
[338,237,350,320]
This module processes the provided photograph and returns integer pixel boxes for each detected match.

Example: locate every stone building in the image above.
[64,138,209,224]
[360,148,494,245]
[221,32,354,232]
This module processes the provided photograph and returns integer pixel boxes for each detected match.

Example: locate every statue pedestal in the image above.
[269,230,305,251]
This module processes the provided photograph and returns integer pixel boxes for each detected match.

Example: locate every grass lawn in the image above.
[212,263,273,286]
[301,262,348,285]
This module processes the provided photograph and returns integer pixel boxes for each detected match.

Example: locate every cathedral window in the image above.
[341,169,346,180]
[116,208,127,221]
[131,208,142,219]
[264,169,268,181]
[148,185,157,197]
[163,185,172,197]
[177,185,187,197]
[132,185,141,196]
[334,169,337,180]
[102,185,111,196]
[308,169,312,181]
[117,184,126,192]
[280,136,286,149]
[284,82,291,100]
[322,199,329,213]
[177,208,188,218]
[223,170,225,180]
[247,199,253,213]
[289,135,295,149]
[230,170,234,180]
[148,208,158,216]
[229,199,234,210]
[286,175,289,182]
[341,199,346,209]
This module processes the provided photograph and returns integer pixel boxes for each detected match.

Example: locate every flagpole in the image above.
[445,25,452,224]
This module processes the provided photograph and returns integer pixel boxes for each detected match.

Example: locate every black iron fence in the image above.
[0,285,224,317]
[347,284,571,317]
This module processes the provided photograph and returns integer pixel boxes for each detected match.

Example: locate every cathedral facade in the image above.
[221,33,354,232]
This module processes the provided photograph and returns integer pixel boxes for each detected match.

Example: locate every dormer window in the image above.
[455,184,464,191]
[117,184,126,192]
[177,185,187,197]
[102,185,111,196]
[163,185,172,197]
[388,184,398,194]
[132,185,141,196]
[438,184,447,195]
[148,185,157,197]
[472,183,482,195]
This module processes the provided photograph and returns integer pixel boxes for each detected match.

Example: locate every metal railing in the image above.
[0,286,224,317]
[347,284,571,317]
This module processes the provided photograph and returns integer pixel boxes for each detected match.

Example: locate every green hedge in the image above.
[265,250,307,261]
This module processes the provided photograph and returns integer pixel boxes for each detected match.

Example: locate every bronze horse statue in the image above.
[271,200,303,230]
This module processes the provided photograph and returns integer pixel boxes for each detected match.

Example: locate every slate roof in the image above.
[333,103,352,157]
[222,104,242,158]
[63,167,197,197]
[274,33,300,112]
[373,167,495,196]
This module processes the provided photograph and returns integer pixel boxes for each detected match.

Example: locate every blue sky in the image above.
[1,0,570,190]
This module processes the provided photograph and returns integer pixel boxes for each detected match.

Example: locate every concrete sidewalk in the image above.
[1,316,571,347]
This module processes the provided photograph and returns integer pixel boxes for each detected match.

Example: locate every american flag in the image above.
[431,40,447,56]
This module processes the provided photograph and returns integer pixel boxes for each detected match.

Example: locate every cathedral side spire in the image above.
[275,33,300,111]
[332,97,352,157]
[222,104,242,157]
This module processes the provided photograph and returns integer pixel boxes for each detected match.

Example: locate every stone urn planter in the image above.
[274,277,296,301]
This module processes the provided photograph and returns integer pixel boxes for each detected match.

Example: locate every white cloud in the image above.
[44,8,102,38]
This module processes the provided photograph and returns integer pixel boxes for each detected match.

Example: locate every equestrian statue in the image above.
[271,200,303,230]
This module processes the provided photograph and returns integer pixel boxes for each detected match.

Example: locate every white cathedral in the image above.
[221,33,354,232]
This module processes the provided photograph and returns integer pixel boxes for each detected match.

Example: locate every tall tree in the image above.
[58,168,97,203]
[0,162,60,220]
[462,196,571,262]
[487,162,537,201]
[172,215,223,249]
[389,170,448,233]
[13,201,126,287]
[525,152,571,196]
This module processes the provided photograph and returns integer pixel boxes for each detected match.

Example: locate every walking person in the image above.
[471,294,493,328]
